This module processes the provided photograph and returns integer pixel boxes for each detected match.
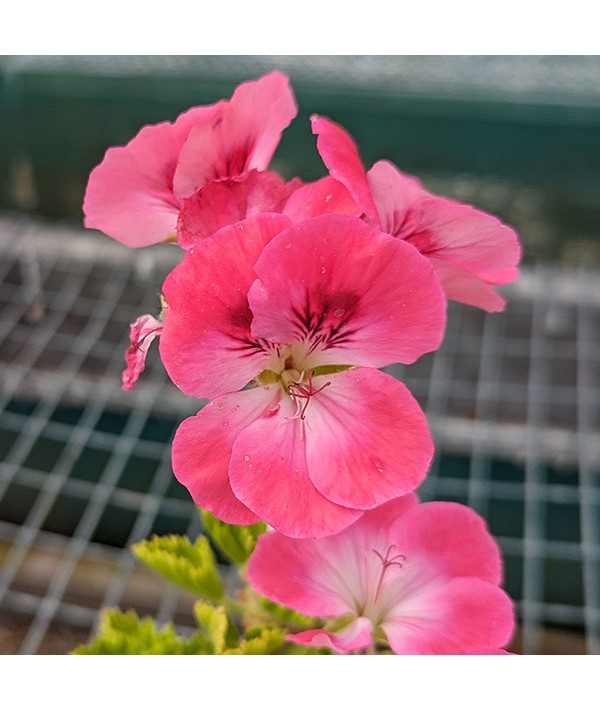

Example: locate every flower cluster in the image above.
[84,71,520,654]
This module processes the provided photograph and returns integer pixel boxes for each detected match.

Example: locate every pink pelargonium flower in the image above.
[83,72,297,248]
[159,213,446,538]
[247,496,516,654]
[311,115,521,312]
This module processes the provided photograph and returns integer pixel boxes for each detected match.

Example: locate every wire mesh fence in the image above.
[0,214,598,654]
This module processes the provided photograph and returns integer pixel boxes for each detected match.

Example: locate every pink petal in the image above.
[310,115,379,223]
[247,495,419,618]
[159,213,291,400]
[409,196,521,284]
[429,258,507,312]
[286,617,373,654]
[247,214,446,369]
[171,387,279,525]
[305,369,434,509]
[366,161,521,308]
[283,176,361,222]
[177,170,297,249]
[174,72,297,198]
[365,160,430,233]
[229,395,362,538]
[121,314,162,391]
[247,529,359,617]
[388,501,504,585]
[383,577,516,654]
[83,104,224,248]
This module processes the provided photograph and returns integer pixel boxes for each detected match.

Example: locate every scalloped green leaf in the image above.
[71,609,213,655]
[194,601,238,653]
[201,510,266,564]
[131,535,224,601]
[223,626,287,655]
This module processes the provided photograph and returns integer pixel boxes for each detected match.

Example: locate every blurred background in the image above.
[0,55,598,654]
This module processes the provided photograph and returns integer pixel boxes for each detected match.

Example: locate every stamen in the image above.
[287,372,331,420]
[371,545,406,601]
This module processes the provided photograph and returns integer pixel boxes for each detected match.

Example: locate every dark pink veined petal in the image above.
[283,176,361,222]
[177,170,298,249]
[247,495,419,618]
[247,214,446,368]
[286,618,373,654]
[366,160,430,234]
[310,115,379,224]
[159,213,292,400]
[121,314,162,391]
[388,501,504,586]
[304,369,433,509]
[405,195,521,284]
[229,396,362,538]
[174,72,297,198]
[83,103,224,248]
[382,577,516,654]
[171,387,279,525]
[367,160,521,282]
[429,258,507,312]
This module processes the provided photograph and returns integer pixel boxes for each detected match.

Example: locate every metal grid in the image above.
[1,214,598,654]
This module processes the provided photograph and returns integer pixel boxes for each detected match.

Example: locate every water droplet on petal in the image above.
[222,421,229,427]
[320,266,327,275]
[333,308,345,318]
[285,242,292,250]
[217,403,224,409]
[293,467,300,474]
[208,284,220,297]
[244,455,250,462]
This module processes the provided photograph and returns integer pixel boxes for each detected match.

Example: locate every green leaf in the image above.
[194,601,238,653]
[201,510,266,564]
[223,626,287,655]
[131,535,224,601]
[258,598,320,631]
[71,609,212,655]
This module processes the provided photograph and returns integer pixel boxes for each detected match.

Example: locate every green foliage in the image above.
[131,535,224,601]
[223,626,287,655]
[193,601,238,654]
[71,609,212,655]
[201,509,266,564]
[258,598,320,631]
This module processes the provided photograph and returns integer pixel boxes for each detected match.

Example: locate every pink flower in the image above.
[121,313,163,392]
[159,213,446,537]
[247,496,516,654]
[311,115,521,312]
[83,72,297,248]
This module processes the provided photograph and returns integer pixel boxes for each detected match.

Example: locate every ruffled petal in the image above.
[171,387,278,525]
[247,214,446,369]
[174,72,297,198]
[121,314,162,391]
[160,213,292,399]
[283,176,361,222]
[304,369,433,509]
[310,115,379,223]
[177,170,297,249]
[286,617,373,654]
[382,577,516,654]
[83,104,223,248]
[229,395,362,538]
